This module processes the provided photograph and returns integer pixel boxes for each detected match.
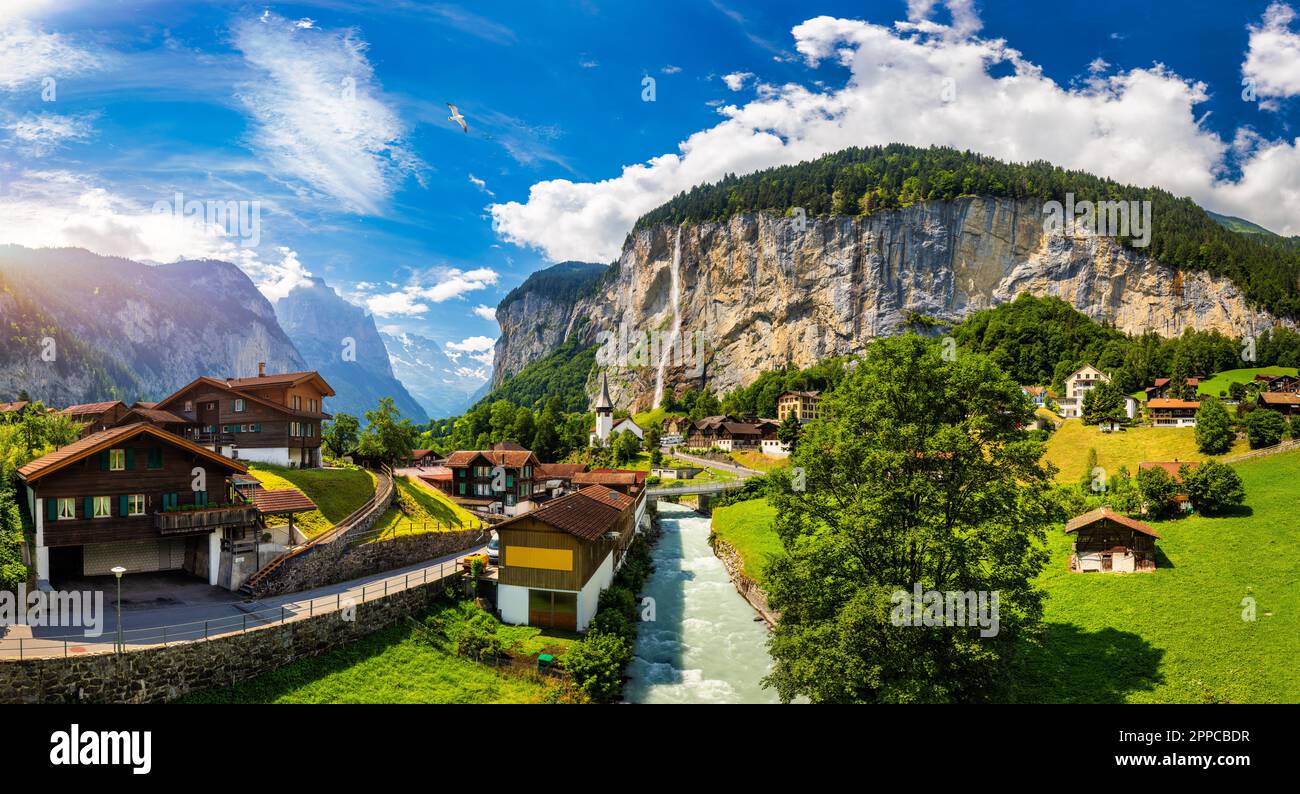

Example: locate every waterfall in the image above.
[652,227,683,409]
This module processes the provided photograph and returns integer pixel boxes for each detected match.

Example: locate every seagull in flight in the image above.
[447,102,468,133]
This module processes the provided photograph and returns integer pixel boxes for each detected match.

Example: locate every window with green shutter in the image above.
[118,495,129,517]
[46,498,57,522]
[124,448,134,470]
[83,496,93,518]
[147,447,162,469]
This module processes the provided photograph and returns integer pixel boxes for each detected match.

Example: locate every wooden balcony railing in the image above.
[154,504,260,534]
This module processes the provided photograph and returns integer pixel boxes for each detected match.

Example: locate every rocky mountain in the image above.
[274,278,428,424]
[380,330,487,419]
[0,245,305,406]
[492,260,607,388]
[494,196,1283,413]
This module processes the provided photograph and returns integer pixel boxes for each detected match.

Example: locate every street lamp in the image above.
[111,566,125,654]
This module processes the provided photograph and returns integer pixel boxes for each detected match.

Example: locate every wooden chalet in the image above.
[1143,377,1203,401]
[1147,398,1200,427]
[61,400,129,435]
[0,399,31,418]
[572,469,646,496]
[1253,372,1300,393]
[1065,507,1161,573]
[1257,391,1300,415]
[535,463,587,498]
[150,363,335,468]
[416,465,454,495]
[17,423,261,589]
[408,449,440,468]
[494,484,644,631]
[443,446,541,516]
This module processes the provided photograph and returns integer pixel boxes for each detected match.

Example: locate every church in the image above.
[588,374,644,446]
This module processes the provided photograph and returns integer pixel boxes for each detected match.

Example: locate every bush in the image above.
[454,610,505,660]
[588,608,636,645]
[564,631,632,703]
[1246,409,1287,449]
[1290,414,1300,439]
[1136,465,1177,518]
[1182,461,1245,515]
[597,585,636,620]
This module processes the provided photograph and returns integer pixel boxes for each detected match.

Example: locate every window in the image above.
[147,447,163,469]
[128,494,145,516]
[293,396,302,410]
[108,449,126,471]
[93,496,111,518]
[57,498,76,520]
[233,398,245,412]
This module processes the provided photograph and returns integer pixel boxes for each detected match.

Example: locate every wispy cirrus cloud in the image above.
[232,11,423,215]
[0,14,101,91]
[4,111,96,155]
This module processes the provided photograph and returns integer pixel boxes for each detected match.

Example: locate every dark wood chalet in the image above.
[17,423,259,588]
[494,484,643,631]
[443,446,541,516]
[151,364,334,468]
[1065,507,1161,573]
[1254,372,1300,393]
[61,400,129,436]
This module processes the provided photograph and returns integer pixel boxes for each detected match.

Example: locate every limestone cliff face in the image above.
[494,197,1279,411]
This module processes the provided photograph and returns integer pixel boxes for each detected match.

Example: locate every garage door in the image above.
[82,538,187,576]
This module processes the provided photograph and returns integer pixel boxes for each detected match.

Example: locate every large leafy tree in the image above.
[321,413,360,458]
[1245,408,1287,449]
[1081,380,1125,425]
[357,398,420,463]
[1181,461,1245,515]
[763,335,1057,703]
[1136,466,1177,518]
[1194,398,1233,454]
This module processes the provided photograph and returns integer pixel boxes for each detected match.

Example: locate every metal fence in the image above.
[0,559,463,661]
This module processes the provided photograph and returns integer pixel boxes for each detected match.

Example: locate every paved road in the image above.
[3,543,486,657]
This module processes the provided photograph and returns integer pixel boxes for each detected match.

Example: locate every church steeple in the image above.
[593,372,613,414]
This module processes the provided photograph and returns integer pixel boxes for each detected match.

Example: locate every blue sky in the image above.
[3,0,1300,371]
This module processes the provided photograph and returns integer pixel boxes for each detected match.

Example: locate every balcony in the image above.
[154,504,259,535]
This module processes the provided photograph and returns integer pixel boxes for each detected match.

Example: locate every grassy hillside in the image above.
[1011,449,1300,703]
[1042,420,1247,484]
[249,464,376,538]
[710,498,782,584]
[1196,366,1298,398]
[183,600,576,704]
[372,476,481,539]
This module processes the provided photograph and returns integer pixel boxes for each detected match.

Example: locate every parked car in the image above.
[486,536,500,564]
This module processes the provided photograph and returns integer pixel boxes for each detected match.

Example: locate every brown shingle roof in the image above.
[443,449,537,468]
[500,484,633,541]
[1259,392,1300,406]
[17,422,247,482]
[224,370,335,395]
[60,400,124,417]
[251,487,317,514]
[536,463,587,478]
[573,471,640,486]
[1064,507,1161,538]
[118,407,189,425]
[0,400,29,413]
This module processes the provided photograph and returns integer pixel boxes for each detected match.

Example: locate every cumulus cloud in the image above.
[0,15,101,90]
[232,11,423,215]
[1243,1,1300,101]
[358,267,500,317]
[722,71,753,91]
[490,11,1300,261]
[905,0,982,38]
[472,304,497,321]
[0,169,313,299]
[5,112,95,155]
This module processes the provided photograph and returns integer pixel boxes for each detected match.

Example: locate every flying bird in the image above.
[447,102,468,133]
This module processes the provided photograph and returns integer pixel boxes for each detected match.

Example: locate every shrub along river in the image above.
[623,500,780,704]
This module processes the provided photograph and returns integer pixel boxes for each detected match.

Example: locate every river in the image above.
[623,500,780,704]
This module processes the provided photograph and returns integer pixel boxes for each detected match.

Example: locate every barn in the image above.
[1065,507,1161,573]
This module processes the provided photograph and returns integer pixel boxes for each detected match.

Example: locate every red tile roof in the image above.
[498,484,633,541]
[118,407,189,425]
[444,449,537,468]
[1147,398,1201,410]
[17,422,247,482]
[224,370,335,395]
[0,400,29,413]
[251,487,317,514]
[536,463,587,478]
[574,471,641,486]
[1139,460,1200,483]
[1064,507,1161,538]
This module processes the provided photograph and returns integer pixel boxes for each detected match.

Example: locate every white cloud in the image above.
[490,11,1300,261]
[0,169,313,299]
[722,71,753,91]
[1243,2,1300,100]
[906,0,982,38]
[359,267,500,317]
[468,173,495,196]
[446,335,496,366]
[661,65,683,74]
[5,112,95,155]
[232,11,423,215]
[579,58,599,69]
[472,304,497,321]
[0,15,100,91]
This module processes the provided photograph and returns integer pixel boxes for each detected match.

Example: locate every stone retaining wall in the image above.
[250,528,484,598]
[0,573,459,704]
[709,535,778,627]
